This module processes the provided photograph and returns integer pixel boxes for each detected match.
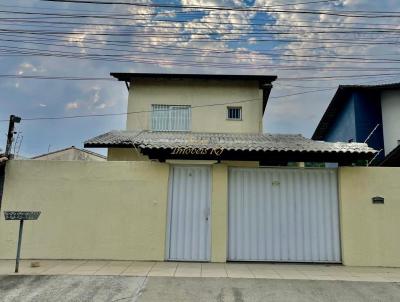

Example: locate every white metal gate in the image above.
[167,166,211,261]
[228,168,341,262]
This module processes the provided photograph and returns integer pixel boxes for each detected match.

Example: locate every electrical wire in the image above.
[0,2,398,89]
[40,0,400,18]
[2,36,400,65]
[2,74,398,123]
[1,73,400,82]
[0,87,336,123]
[4,8,400,27]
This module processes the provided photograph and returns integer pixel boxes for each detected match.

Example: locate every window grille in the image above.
[151,104,191,131]
[227,107,242,120]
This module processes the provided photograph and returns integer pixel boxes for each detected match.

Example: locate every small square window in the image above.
[227,107,242,120]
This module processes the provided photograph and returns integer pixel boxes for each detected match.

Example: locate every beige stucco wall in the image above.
[0,160,169,260]
[126,78,263,133]
[211,164,228,262]
[339,167,400,267]
[0,160,232,262]
[2,161,399,266]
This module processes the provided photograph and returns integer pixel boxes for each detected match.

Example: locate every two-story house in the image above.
[85,72,374,263]
[312,82,400,166]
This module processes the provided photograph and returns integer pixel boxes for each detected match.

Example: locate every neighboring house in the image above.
[312,82,400,166]
[32,146,106,161]
[81,72,374,263]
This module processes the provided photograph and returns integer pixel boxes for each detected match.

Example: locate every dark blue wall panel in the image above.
[324,95,357,143]
[354,91,385,160]
[321,90,385,163]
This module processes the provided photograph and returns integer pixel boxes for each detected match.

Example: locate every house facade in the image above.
[2,73,400,267]
[103,73,273,162]
[87,73,374,165]
[312,83,400,166]
[82,72,375,263]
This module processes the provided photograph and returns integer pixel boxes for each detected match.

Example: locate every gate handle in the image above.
[205,207,210,221]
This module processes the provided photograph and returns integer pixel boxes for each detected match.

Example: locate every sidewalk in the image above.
[1,260,400,282]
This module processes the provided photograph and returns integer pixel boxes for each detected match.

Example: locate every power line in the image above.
[0,73,399,82]
[0,74,113,80]
[5,47,400,70]
[0,4,395,66]
[3,21,400,37]
[40,0,400,18]
[0,87,337,123]
[2,74,398,123]
[0,16,399,34]
[0,2,398,85]
[4,27,400,40]
[2,40,400,66]
[4,18,400,34]
[1,0,338,14]
[3,7,400,28]
[3,29,400,50]
[1,29,398,61]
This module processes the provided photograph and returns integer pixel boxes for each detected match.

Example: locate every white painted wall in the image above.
[381,89,400,155]
[126,78,263,133]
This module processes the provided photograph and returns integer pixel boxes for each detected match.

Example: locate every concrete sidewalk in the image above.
[1,275,400,302]
[1,260,400,282]
[0,275,146,302]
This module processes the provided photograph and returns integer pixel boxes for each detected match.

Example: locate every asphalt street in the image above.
[1,275,400,302]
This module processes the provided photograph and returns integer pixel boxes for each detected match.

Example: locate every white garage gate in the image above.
[228,168,341,262]
[166,166,211,261]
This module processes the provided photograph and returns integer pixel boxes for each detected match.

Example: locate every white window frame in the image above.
[151,104,191,131]
[227,106,242,121]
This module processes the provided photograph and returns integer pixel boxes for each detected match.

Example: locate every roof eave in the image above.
[378,145,400,167]
[140,147,375,164]
[110,72,277,84]
[312,85,349,140]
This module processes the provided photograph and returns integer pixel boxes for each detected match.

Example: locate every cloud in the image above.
[17,62,45,74]
[19,63,37,71]
[96,103,106,109]
[65,102,80,110]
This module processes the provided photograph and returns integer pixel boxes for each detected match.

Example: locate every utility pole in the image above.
[5,115,21,159]
[1,115,21,211]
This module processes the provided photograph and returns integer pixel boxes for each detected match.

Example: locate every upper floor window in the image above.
[227,107,242,120]
[151,104,191,131]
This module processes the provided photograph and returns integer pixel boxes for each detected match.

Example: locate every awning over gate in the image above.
[85,130,376,165]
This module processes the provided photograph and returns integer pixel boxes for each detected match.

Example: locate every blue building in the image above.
[313,82,400,166]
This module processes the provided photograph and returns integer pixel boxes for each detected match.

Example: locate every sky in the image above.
[0,0,399,157]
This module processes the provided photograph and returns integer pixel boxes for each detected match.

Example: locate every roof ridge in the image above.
[32,146,106,159]
[140,130,303,136]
